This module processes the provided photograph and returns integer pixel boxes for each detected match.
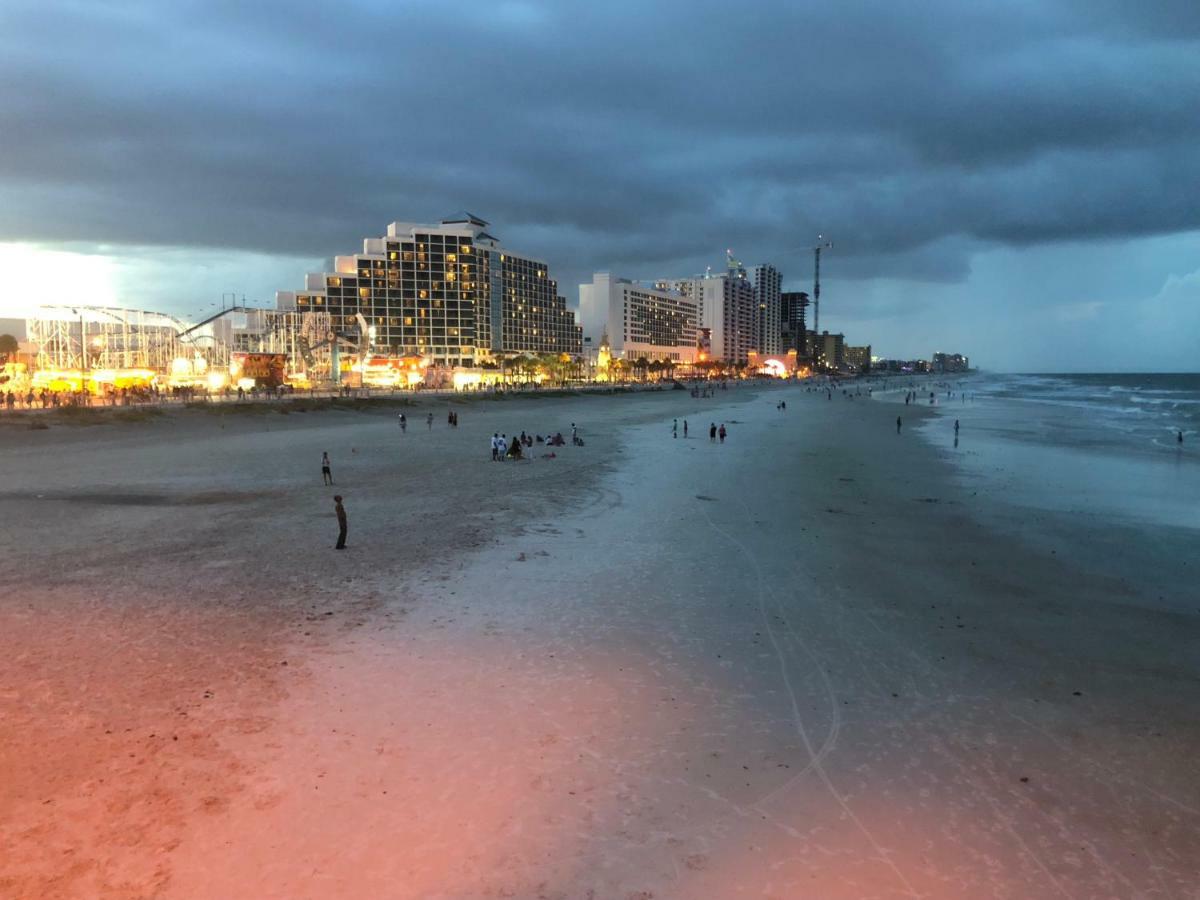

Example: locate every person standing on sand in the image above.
[426,412,434,431]
[673,419,678,439]
[399,413,407,433]
[1179,431,1185,445]
[954,419,960,436]
[571,422,578,443]
[683,420,688,438]
[709,423,717,442]
[718,423,727,443]
[897,416,902,434]
[333,495,348,549]
[322,451,333,485]
[491,433,500,461]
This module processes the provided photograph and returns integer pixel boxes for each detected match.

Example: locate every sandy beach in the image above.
[2,385,1198,898]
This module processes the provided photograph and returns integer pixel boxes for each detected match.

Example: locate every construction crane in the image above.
[812,235,832,336]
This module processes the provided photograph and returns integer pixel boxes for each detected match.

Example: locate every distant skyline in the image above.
[1,1,1198,371]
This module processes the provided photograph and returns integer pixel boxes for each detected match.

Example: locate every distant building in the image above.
[670,273,758,364]
[752,265,782,355]
[845,345,872,371]
[780,292,810,357]
[932,352,970,373]
[578,273,698,364]
[276,213,581,366]
[812,331,845,371]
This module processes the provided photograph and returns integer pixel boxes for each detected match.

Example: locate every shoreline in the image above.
[3,382,1198,897]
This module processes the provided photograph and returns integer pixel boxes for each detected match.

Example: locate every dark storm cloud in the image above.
[1,0,1198,289]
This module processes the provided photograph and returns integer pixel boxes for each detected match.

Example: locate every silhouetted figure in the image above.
[718,423,727,443]
[896,416,902,434]
[709,423,717,442]
[954,419,960,435]
[322,451,333,485]
[673,418,678,438]
[683,420,688,437]
[334,495,347,549]
[1180,431,1185,445]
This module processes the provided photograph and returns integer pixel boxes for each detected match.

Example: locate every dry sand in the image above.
[1,386,1197,898]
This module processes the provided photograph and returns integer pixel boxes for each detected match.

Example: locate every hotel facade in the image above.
[578,274,699,364]
[752,265,783,356]
[670,273,759,364]
[275,214,581,366]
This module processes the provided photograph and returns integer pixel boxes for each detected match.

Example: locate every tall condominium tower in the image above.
[752,265,782,355]
[671,272,759,364]
[275,214,581,366]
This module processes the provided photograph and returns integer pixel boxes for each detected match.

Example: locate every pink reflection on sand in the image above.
[166,629,688,898]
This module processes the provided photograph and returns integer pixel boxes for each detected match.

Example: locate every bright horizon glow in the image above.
[0,244,122,317]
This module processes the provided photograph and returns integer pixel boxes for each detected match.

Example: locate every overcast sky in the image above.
[1,0,1197,370]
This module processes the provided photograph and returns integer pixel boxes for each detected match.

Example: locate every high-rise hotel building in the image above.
[578,273,698,363]
[752,265,782,355]
[670,273,759,364]
[275,214,581,366]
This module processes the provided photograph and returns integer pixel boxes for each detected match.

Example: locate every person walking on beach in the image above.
[683,420,688,438]
[571,422,578,443]
[954,419,960,436]
[709,423,717,442]
[333,495,348,549]
[718,423,727,443]
[321,451,333,485]
[399,413,407,433]
[498,434,508,460]
[491,433,500,461]
[673,419,678,439]
[426,412,434,431]
[896,416,902,434]
[1179,431,1185,445]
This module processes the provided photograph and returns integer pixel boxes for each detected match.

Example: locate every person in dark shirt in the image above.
[334,495,348,549]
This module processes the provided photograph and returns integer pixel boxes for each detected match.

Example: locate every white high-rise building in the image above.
[276,213,581,366]
[578,273,698,363]
[669,273,758,364]
[753,265,782,355]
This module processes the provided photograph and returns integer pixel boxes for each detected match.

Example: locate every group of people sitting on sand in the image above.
[490,424,584,461]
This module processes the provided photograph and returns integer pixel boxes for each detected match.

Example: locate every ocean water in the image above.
[905,373,1200,531]
[967,373,1200,451]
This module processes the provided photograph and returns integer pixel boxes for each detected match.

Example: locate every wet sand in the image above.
[2,386,1197,897]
